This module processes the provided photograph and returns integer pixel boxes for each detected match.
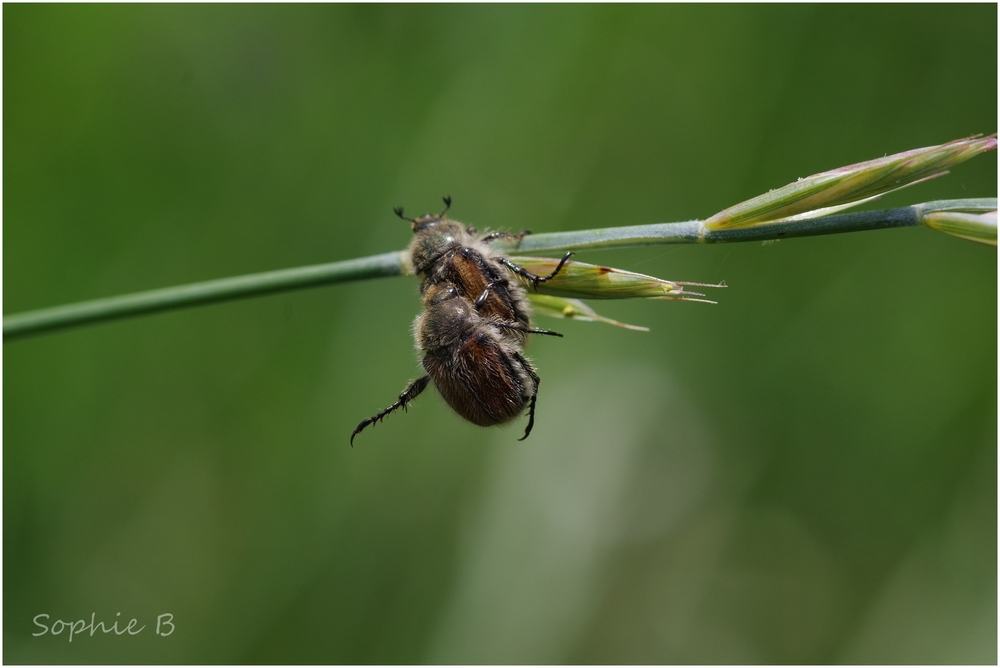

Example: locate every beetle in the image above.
[350,197,572,444]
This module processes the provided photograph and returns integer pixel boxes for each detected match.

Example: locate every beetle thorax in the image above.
[408,220,471,274]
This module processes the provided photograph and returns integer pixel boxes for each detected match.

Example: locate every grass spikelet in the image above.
[922,210,997,246]
[705,134,997,230]
[526,294,650,331]
[509,256,722,301]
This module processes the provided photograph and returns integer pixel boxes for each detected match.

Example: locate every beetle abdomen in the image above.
[423,333,528,427]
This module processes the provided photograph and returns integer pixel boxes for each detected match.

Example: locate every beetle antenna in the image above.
[393,206,417,223]
[439,195,452,217]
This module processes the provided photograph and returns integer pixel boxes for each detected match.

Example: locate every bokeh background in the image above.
[4,4,996,664]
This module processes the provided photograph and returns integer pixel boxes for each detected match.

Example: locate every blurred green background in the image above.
[4,4,996,664]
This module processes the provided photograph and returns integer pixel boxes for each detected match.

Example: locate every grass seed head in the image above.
[705,134,997,230]
[525,294,650,331]
[922,210,998,246]
[508,256,721,302]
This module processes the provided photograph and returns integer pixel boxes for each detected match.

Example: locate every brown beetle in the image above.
[350,198,571,445]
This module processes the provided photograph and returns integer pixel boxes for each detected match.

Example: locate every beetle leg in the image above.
[481,229,532,244]
[492,322,563,338]
[350,376,431,446]
[474,279,510,309]
[474,281,496,309]
[513,353,541,441]
[496,252,573,290]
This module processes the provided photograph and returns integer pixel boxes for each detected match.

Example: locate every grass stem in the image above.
[4,251,405,340]
[4,199,995,341]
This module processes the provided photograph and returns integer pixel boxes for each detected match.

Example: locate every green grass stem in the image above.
[4,199,995,341]
[3,251,405,341]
